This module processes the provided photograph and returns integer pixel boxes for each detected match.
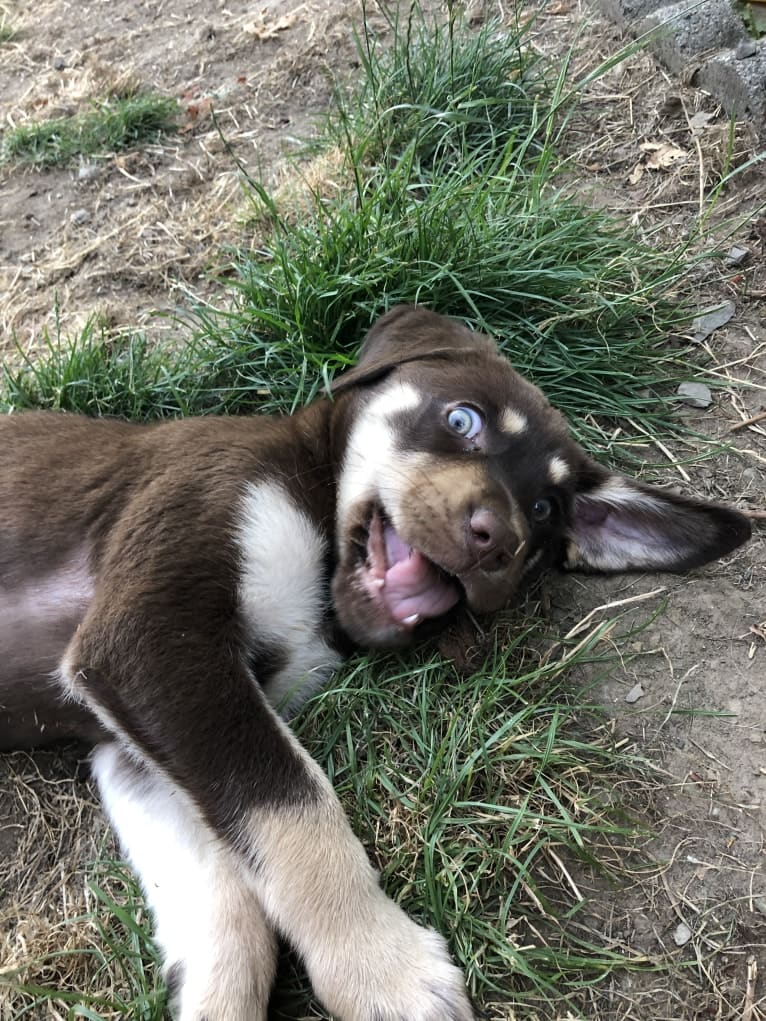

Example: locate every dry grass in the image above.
[0,0,360,350]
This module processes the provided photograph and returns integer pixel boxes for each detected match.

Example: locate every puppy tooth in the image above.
[402,613,421,626]
[371,577,385,590]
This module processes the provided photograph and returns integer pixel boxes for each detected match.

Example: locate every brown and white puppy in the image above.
[0,305,751,1021]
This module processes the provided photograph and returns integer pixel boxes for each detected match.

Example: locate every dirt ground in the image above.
[0,1,764,1020]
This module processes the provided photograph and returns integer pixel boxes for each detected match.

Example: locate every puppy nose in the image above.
[467,508,515,570]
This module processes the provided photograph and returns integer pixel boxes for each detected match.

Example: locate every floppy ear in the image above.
[331,305,498,393]
[565,463,752,573]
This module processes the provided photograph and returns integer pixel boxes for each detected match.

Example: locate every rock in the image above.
[77,163,101,183]
[673,921,693,946]
[688,110,715,130]
[677,382,713,408]
[70,208,91,226]
[736,40,758,60]
[637,0,747,76]
[625,683,645,704]
[724,244,750,267]
[692,301,736,342]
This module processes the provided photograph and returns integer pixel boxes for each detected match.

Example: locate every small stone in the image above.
[52,56,67,71]
[70,208,90,226]
[688,111,715,131]
[625,683,645,704]
[692,301,736,342]
[754,896,766,917]
[673,922,693,946]
[77,163,100,183]
[677,382,713,409]
[736,40,757,59]
[724,245,750,267]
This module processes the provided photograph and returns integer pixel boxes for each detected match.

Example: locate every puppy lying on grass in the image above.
[0,306,750,1021]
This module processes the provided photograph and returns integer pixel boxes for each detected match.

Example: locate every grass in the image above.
[0,2,722,1019]
[0,93,179,167]
[330,2,545,172]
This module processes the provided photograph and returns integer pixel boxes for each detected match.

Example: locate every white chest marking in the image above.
[237,481,342,714]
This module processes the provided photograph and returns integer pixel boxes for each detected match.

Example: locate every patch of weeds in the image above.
[330,0,545,172]
[0,316,196,419]
[190,4,699,457]
[1,7,700,461]
[0,93,179,168]
[0,313,326,419]
[225,142,693,453]
[735,1,766,37]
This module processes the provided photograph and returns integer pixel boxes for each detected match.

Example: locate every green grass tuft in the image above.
[330,2,545,172]
[1,318,194,420]
[0,93,179,167]
[187,3,700,457]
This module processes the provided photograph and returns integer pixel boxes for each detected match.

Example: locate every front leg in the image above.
[92,742,277,1021]
[63,603,474,1021]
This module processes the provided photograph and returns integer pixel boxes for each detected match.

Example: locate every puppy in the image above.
[0,306,751,1020]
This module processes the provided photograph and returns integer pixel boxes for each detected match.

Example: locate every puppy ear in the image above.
[565,463,751,573]
[331,305,497,393]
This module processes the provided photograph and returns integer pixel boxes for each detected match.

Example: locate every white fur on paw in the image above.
[305,900,474,1021]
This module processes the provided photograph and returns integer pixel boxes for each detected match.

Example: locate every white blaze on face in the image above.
[336,381,423,544]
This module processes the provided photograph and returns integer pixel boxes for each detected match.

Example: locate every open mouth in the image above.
[356,505,462,631]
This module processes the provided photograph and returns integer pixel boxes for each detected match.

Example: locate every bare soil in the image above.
[0,2,764,1020]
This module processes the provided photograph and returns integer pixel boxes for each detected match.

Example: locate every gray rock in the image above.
[736,40,758,60]
[77,163,101,183]
[677,382,713,408]
[724,244,750,267]
[673,921,693,946]
[696,42,766,123]
[69,208,91,226]
[638,0,747,76]
[692,300,736,342]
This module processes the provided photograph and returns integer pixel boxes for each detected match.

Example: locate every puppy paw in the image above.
[306,901,474,1021]
[163,954,271,1021]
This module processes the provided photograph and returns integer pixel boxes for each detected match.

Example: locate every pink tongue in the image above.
[382,524,460,624]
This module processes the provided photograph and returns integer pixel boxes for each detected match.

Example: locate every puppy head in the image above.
[329,306,751,649]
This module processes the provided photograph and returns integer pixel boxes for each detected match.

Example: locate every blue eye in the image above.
[532,498,553,522]
[447,405,483,439]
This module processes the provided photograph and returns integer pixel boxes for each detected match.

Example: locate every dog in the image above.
[0,305,751,1021]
